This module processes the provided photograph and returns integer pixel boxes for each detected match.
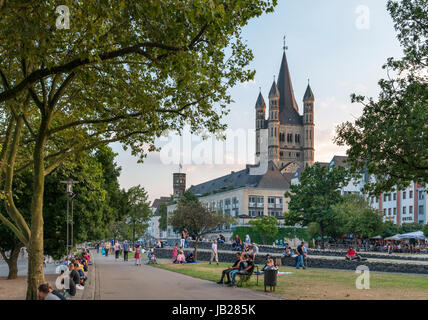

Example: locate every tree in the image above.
[333,194,384,240]
[381,221,400,238]
[284,163,350,248]
[120,186,152,249]
[169,199,232,261]
[248,216,278,245]
[335,0,428,194]
[0,1,277,299]
[399,222,422,234]
[423,224,428,237]
[158,203,168,232]
[0,146,122,278]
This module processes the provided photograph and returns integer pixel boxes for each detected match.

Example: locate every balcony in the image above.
[257,203,264,208]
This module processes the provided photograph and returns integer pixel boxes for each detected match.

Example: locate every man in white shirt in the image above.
[209,240,219,265]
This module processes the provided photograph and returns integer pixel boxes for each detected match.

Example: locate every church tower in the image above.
[268,80,280,164]
[255,91,266,159]
[303,83,315,167]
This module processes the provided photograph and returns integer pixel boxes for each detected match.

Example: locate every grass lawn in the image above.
[151,260,428,300]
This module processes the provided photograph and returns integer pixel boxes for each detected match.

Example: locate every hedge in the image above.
[231,226,311,245]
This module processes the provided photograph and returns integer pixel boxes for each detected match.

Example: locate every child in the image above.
[135,245,141,266]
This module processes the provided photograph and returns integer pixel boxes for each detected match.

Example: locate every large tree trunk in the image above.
[26,121,49,300]
[193,237,199,261]
[0,244,22,280]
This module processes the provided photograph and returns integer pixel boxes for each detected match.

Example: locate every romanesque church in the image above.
[255,49,315,173]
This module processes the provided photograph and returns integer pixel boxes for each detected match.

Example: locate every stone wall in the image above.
[153,248,428,275]
[177,241,428,262]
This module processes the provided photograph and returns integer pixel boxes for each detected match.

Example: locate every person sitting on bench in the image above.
[230,255,254,287]
[264,258,278,271]
[217,252,241,285]
[261,254,277,272]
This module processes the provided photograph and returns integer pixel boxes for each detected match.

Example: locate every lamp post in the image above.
[60,179,79,256]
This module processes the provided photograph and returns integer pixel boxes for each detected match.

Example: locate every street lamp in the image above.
[60,179,79,256]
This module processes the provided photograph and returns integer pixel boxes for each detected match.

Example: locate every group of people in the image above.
[171,243,194,264]
[217,251,255,287]
[283,241,308,269]
[38,248,92,300]
[231,234,252,251]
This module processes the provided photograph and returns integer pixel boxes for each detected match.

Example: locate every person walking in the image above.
[296,241,306,270]
[172,243,178,263]
[209,240,219,265]
[123,240,129,262]
[104,241,110,257]
[114,241,120,261]
[135,245,141,266]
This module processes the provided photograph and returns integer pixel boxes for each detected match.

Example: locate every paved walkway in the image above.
[94,253,282,300]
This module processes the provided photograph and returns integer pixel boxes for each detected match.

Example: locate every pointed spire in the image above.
[303,82,314,101]
[268,80,279,99]
[277,50,299,112]
[255,91,266,108]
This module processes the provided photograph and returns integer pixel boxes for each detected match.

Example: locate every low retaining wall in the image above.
[179,241,428,262]
[153,248,428,275]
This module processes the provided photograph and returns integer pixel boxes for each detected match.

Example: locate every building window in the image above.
[383,194,387,202]
[403,206,407,215]
[249,210,257,217]
[409,191,413,199]
[248,196,256,208]
[419,206,424,216]
[295,134,300,144]
[257,210,264,217]
[388,208,391,216]
[419,191,424,200]
[287,133,293,143]
[403,191,406,199]
[409,206,413,214]
[257,196,264,208]
[268,197,275,208]
[393,207,396,215]
[393,193,396,201]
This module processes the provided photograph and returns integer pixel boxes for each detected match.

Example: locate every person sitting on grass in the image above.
[176,250,186,264]
[217,252,241,285]
[185,251,195,263]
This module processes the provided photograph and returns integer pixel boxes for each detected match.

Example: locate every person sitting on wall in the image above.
[345,245,364,261]
[232,235,242,251]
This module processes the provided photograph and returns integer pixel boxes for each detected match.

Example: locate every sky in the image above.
[111,0,403,203]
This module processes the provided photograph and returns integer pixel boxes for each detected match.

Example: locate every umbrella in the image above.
[384,234,401,240]
[397,231,426,240]
[370,235,383,239]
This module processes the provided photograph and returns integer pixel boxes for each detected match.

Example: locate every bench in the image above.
[236,266,259,287]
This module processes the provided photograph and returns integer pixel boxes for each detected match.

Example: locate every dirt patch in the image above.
[0,274,58,300]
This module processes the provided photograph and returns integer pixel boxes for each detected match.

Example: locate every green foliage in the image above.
[118,185,153,244]
[332,194,384,238]
[232,226,311,245]
[399,222,422,234]
[248,216,278,245]
[381,221,400,238]
[423,224,428,237]
[335,0,428,194]
[158,203,168,232]
[284,163,350,244]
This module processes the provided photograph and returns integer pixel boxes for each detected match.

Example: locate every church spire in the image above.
[277,49,299,113]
